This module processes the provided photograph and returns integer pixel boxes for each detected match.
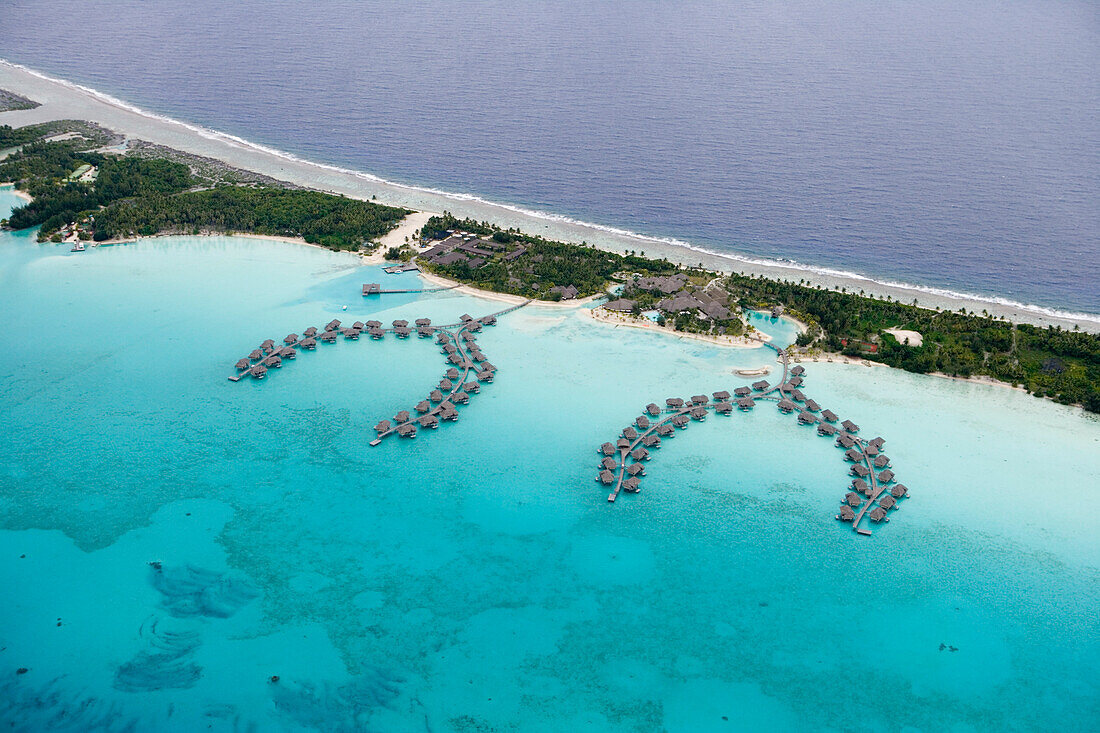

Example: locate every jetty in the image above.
[228,297,531,447]
[362,283,460,296]
[596,343,907,536]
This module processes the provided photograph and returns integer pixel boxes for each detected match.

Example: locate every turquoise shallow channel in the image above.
[0,187,1097,732]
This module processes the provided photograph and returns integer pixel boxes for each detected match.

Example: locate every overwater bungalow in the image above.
[343,328,360,340]
[397,424,416,438]
[877,470,895,483]
[477,370,494,382]
[777,399,796,413]
[666,397,685,409]
[713,390,731,401]
[821,409,838,423]
[468,350,486,362]
[367,327,383,339]
[440,407,459,421]
[414,400,431,413]
[417,326,433,338]
[363,283,381,296]
[279,347,296,359]
[636,416,651,429]
[461,331,477,342]
[838,505,855,521]
[393,410,411,423]
[284,333,299,344]
[366,320,382,329]
[429,389,444,402]
[303,327,318,337]
[869,507,887,523]
[467,321,482,332]
[851,478,869,495]
[453,391,470,404]
[715,401,733,414]
[845,492,862,507]
[481,315,497,326]
[868,436,885,448]
[841,419,860,433]
[599,470,615,485]
[890,484,908,499]
[690,406,707,420]
[320,331,338,342]
[445,367,460,379]
[817,423,837,436]
[248,349,264,361]
[235,358,250,371]
[642,434,661,447]
[374,419,391,433]
[804,399,820,412]
[263,355,283,368]
[850,464,870,478]
[671,415,689,428]
[797,410,815,424]
[460,314,473,322]
[351,322,365,331]
[600,442,616,456]
[836,434,856,448]
[394,326,411,338]
[415,318,431,327]
[790,389,805,402]
[463,382,480,393]
[325,319,341,331]
[734,386,751,397]
[300,337,317,349]
[631,447,650,461]
[260,338,276,351]
[443,344,458,354]
[622,426,639,440]
[601,457,618,470]
[439,379,454,391]
[480,361,497,372]
[691,394,708,405]
[616,438,631,449]
[449,354,463,365]
[249,364,267,379]
[622,477,641,493]
[737,397,755,410]
[436,332,450,344]
[626,463,645,476]
[418,414,439,429]
[863,444,879,457]
[790,365,805,376]
[788,376,804,388]
[752,380,769,391]
[844,449,864,462]
[656,424,674,436]
[879,495,897,510]
[873,455,890,468]
[646,403,661,416]
[392,319,409,328]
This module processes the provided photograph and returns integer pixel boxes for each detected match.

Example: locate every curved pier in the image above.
[597,347,906,536]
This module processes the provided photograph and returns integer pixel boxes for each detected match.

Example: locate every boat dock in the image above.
[362,283,460,295]
[598,344,906,536]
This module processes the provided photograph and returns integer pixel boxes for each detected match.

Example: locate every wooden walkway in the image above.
[598,347,905,536]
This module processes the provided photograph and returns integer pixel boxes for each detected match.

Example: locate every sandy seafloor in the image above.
[0,188,1097,731]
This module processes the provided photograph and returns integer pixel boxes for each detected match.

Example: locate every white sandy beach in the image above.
[1,60,1097,333]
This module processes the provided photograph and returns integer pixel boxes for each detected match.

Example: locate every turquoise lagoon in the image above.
[0,188,1098,731]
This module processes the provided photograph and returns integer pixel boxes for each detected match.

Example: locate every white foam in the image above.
[4,58,1098,326]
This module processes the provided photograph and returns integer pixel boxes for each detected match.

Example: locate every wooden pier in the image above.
[597,344,906,536]
[363,283,460,295]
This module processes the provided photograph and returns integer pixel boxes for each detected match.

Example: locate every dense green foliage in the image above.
[1,124,408,250]
[91,186,408,249]
[724,274,1100,411]
[421,214,677,297]
[1,143,194,235]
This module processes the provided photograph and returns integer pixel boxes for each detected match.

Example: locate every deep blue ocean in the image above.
[0,0,1097,314]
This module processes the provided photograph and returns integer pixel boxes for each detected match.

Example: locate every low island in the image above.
[3,120,1098,413]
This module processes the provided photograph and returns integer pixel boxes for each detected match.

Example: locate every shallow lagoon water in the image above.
[0,190,1098,731]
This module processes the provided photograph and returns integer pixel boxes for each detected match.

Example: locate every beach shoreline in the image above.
[582,307,773,350]
[1,60,1096,334]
